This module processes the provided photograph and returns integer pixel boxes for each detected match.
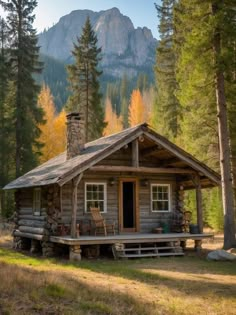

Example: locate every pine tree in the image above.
[175,0,236,247]
[0,16,14,216]
[153,0,179,140]
[67,17,105,142]
[0,0,44,177]
[0,17,11,187]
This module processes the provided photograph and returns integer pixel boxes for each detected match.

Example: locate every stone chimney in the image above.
[66,112,85,160]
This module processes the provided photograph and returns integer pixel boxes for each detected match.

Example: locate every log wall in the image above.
[61,172,177,233]
[14,185,62,242]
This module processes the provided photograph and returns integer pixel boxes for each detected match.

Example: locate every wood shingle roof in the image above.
[4,124,220,190]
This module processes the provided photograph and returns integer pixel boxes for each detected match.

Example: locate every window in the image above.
[85,183,107,213]
[151,184,171,212]
[33,188,41,215]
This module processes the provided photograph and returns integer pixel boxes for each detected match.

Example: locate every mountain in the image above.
[38,7,157,79]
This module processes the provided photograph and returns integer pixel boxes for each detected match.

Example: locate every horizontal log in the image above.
[18,219,47,228]
[18,215,46,221]
[13,230,48,241]
[19,208,33,215]
[19,226,49,235]
[90,166,196,174]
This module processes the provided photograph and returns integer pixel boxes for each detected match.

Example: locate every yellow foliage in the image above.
[103,98,123,136]
[53,109,66,157]
[128,89,146,126]
[38,85,66,163]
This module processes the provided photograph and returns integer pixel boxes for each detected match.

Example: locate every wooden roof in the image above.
[4,124,220,190]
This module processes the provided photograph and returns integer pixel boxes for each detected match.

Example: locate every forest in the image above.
[0,0,235,247]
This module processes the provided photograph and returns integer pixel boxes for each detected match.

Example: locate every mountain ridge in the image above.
[38,7,157,78]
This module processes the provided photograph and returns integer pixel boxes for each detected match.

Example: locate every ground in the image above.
[0,228,235,315]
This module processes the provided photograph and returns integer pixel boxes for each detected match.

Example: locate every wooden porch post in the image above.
[132,139,139,168]
[71,173,83,238]
[195,175,203,234]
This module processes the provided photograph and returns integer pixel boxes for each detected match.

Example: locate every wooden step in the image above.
[117,246,175,252]
[119,252,184,258]
[112,241,184,259]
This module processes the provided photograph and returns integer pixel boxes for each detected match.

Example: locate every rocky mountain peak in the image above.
[38,8,157,78]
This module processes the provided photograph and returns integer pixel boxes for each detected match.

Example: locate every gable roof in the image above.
[4,123,220,190]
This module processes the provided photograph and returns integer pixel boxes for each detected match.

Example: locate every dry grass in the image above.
[0,231,235,315]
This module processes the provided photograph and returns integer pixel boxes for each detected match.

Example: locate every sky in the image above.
[0,0,161,38]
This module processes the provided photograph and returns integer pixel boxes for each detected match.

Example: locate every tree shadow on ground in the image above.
[67,257,236,300]
[0,261,162,315]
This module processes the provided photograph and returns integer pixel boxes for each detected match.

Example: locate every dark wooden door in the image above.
[119,178,139,232]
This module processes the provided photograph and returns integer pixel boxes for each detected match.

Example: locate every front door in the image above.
[119,179,139,232]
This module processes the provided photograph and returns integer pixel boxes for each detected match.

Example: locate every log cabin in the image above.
[4,113,220,260]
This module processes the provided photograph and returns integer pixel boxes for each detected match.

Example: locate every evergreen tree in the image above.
[0,17,11,187]
[67,17,105,142]
[175,0,236,247]
[153,0,179,140]
[0,16,14,216]
[0,0,44,177]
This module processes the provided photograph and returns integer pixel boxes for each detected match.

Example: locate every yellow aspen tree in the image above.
[38,84,56,162]
[103,97,123,136]
[38,85,66,162]
[142,87,154,124]
[128,89,145,126]
[53,109,66,155]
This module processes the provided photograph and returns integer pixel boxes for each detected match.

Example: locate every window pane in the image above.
[98,201,104,212]
[87,192,92,200]
[87,185,92,191]
[152,185,170,211]
[163,201,169,210]
[163,192,168,200]
[98,185,104,192]
[152,201,157,210]
[153,192,158,200]
[93,191,98,200]
[86,183,106,212]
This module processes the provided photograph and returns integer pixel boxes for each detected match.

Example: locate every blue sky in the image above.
[0,0,161,38]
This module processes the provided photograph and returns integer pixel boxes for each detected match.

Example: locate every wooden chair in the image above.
[90,207,115,236]
[182,211,192,232]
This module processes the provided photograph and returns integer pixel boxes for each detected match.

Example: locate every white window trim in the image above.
[151,183,171,213]
[84,182,107,213]
[33,187,41,216]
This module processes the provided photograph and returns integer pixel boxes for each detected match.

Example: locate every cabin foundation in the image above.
[69,245,82,261]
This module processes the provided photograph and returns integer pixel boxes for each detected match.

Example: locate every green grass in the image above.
[0,246,235,315]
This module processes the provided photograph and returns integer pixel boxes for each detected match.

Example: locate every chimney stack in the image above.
[66,112,85,160]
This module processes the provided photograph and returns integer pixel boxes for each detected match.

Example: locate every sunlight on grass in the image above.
[0,246,235,315]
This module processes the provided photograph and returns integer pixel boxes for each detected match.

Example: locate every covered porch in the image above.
[50,232,214,260]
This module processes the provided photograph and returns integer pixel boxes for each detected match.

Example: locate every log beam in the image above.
[194,175,203,233]
[71,173,83,238]
[91,165,196,174]
[132,139,139,167]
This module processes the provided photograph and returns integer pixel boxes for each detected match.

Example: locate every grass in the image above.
[0,232,235,315]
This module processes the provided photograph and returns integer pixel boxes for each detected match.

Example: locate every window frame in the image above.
[151,183,171,213]
[33,187,41,216]
[84,182,107,213]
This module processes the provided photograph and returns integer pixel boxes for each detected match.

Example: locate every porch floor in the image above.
[50,232,213,246]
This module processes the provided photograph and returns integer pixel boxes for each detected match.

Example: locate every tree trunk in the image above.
[212,3,236,249]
